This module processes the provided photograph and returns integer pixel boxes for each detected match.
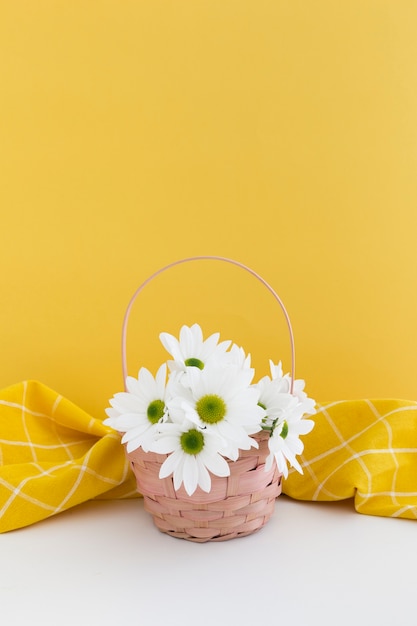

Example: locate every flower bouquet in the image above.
[105,321,315,542]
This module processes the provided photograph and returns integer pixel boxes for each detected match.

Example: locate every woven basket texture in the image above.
[127,430,282,542]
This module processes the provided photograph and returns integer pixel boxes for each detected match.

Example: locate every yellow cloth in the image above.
[1,380,416,532]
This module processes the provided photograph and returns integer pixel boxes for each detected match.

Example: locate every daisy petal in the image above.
[159,449,183,478]
[201,451,230,478]
[182,454,199,495]
[196,457,212,492]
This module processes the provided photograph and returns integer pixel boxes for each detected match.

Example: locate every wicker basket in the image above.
[121,256,296,542]
[127,430,282,542]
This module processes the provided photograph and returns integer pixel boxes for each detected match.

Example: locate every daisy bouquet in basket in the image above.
[104,324,316,496]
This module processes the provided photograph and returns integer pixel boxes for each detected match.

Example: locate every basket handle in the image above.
[121,255,296,394]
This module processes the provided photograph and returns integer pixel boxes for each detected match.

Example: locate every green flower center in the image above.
[180,428,205,455]
[196,394,226,424]
[184,357,205,370]
[280,421,289,439]
[146,399,165,424]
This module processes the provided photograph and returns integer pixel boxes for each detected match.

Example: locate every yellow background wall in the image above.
[1,1,416,418]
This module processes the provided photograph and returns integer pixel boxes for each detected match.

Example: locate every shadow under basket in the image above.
[127,430,282,542]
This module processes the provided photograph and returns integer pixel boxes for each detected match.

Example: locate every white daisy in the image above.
[255,361,316,477]
[226,343,252,371]
[256,374,298,431]
[168,363,263,461]
[269,360,316,414]
[159,323,231,373]
[265,410,315,478]
[150,421,230,495]
[104,363,168,453]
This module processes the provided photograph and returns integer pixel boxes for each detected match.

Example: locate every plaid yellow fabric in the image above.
[0,380,137,533]
[0,380,416,532]
[285,399,417,520]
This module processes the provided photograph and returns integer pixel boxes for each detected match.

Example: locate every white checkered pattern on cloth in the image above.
[1,381,416,532]
[284,398,417,519]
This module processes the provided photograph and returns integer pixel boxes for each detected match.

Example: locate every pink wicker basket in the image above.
[122,256,296,542]
[127,430,282,542]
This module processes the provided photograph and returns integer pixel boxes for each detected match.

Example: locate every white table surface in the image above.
[1,495,414,626]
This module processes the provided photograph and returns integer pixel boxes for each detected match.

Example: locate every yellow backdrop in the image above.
[1,1,416,418]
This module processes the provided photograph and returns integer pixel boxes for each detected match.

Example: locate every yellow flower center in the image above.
[184,357,205,370]
[196,394,226,424]
[180,428,205,454]
[280,420,289,439]
[146,399,165,424]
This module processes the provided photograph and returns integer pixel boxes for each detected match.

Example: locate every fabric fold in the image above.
[0,381,137,533]
[0,380,416,532]
[285,398,417,520]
